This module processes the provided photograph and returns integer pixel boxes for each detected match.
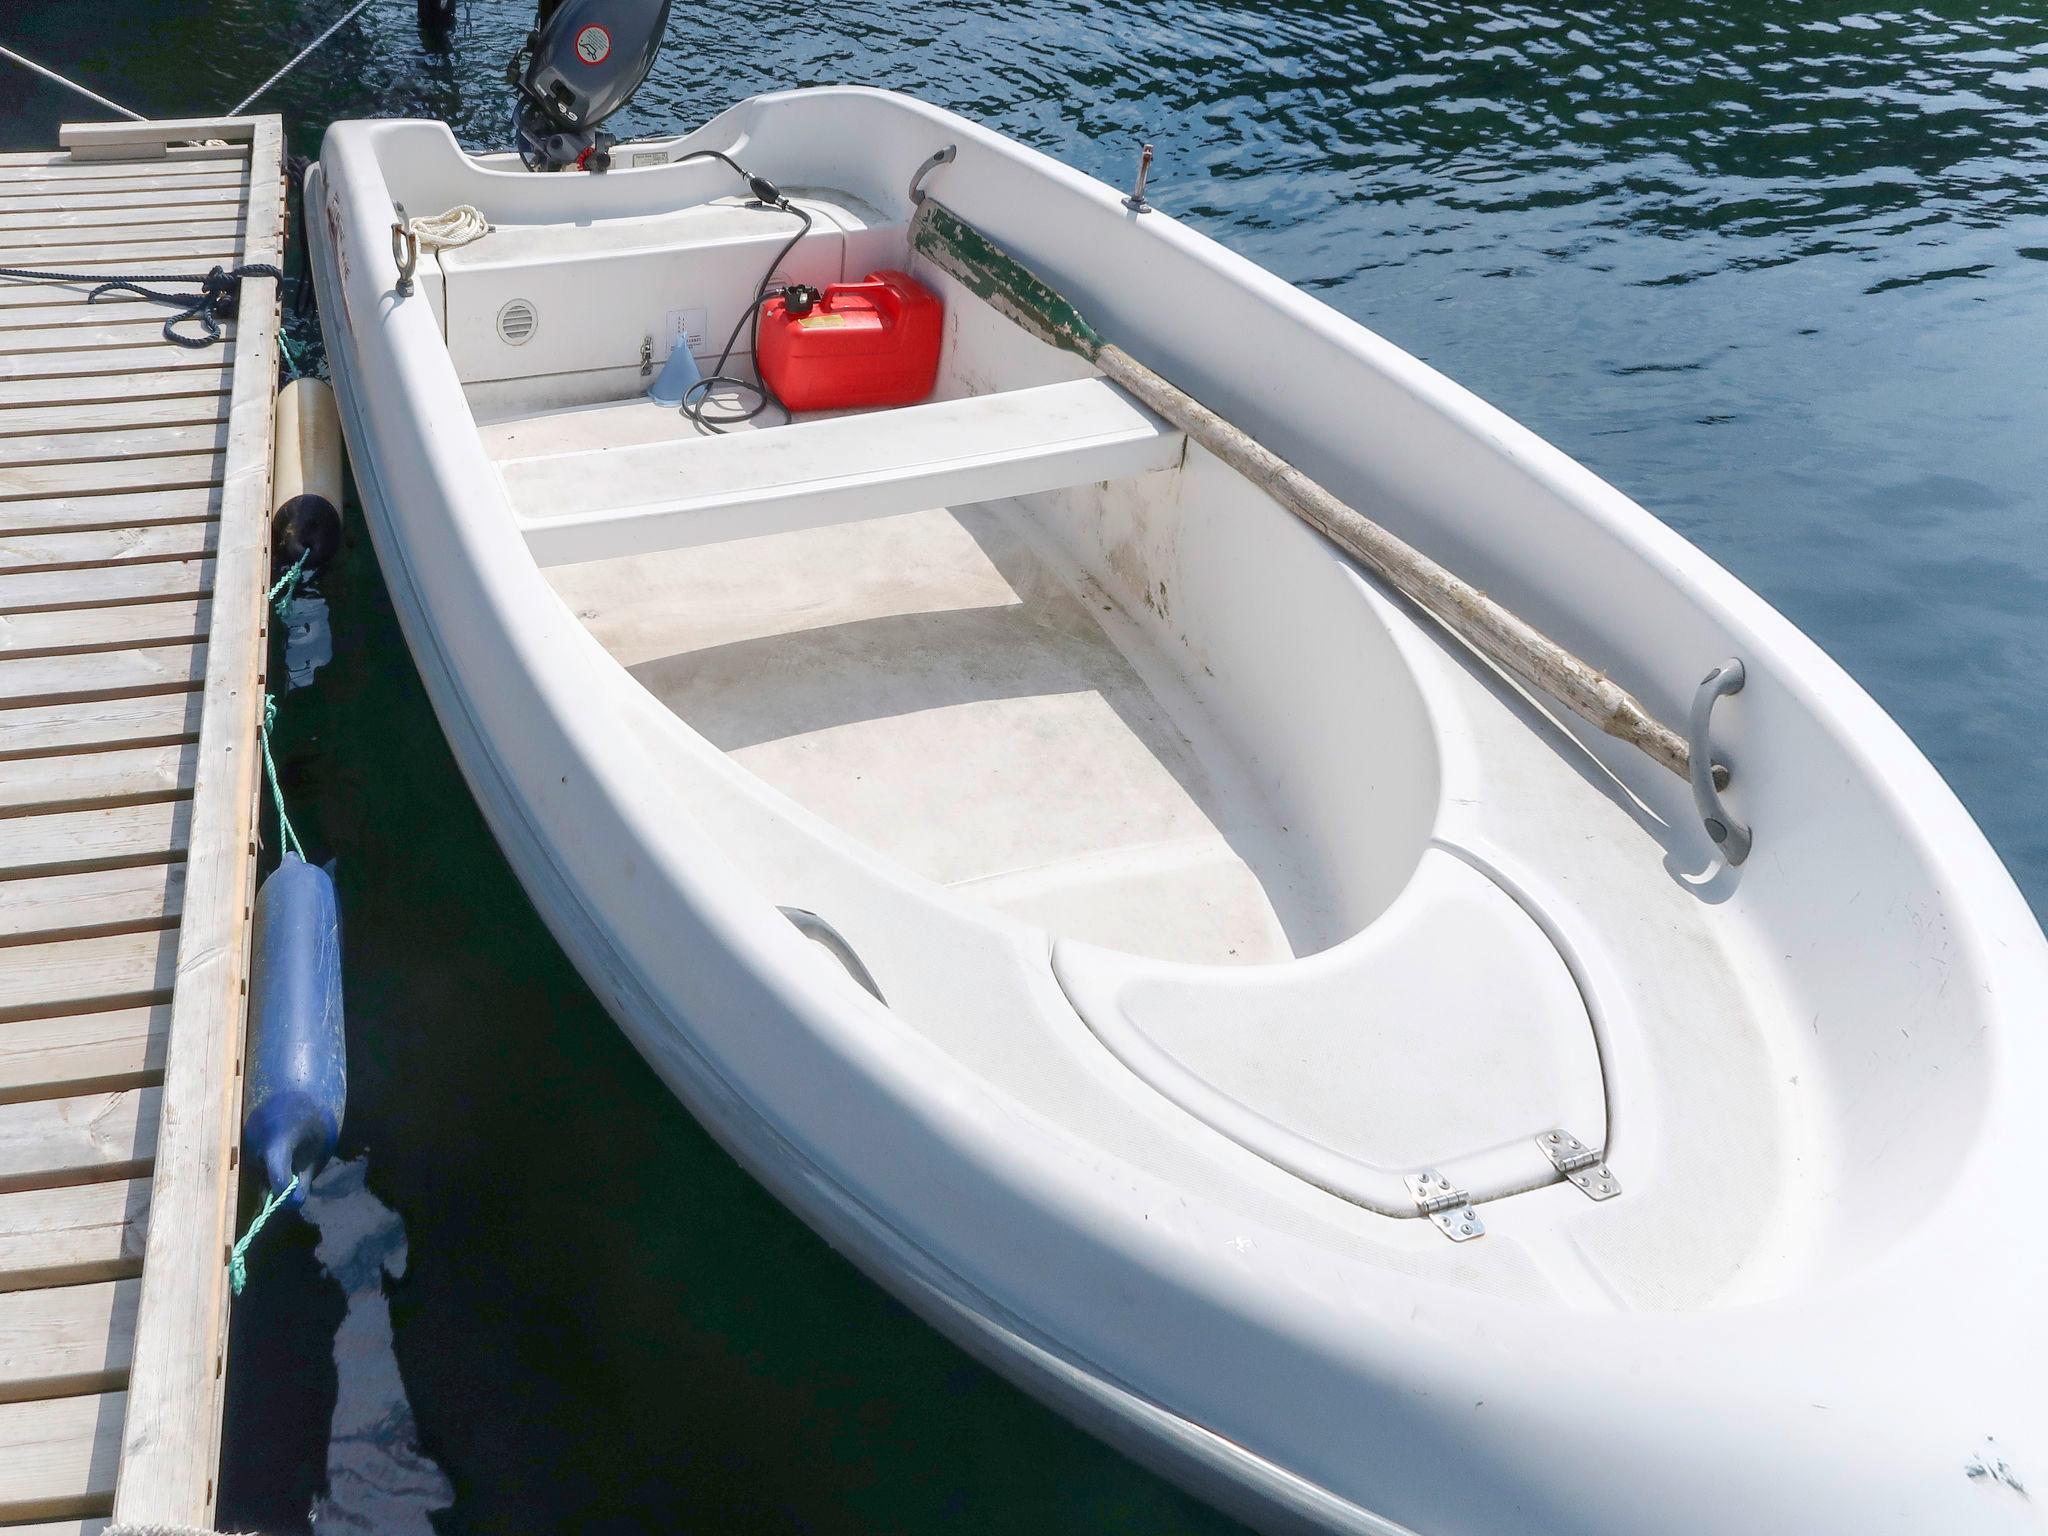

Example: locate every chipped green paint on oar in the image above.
[907,195,1721,791]
[910,198,1108,361]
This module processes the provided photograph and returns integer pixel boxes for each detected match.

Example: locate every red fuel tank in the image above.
[757,269,943,412]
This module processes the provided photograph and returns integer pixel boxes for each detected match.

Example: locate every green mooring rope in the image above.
[260,694,304,863]
[258,553,311,863]
[268,548,308,613]
[230,1172,300,1296]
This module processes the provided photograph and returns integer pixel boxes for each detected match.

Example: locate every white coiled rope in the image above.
[405,205,491,251]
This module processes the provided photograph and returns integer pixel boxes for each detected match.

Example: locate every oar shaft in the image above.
[1091,344,1699,783]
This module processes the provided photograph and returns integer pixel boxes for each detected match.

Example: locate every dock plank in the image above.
[0,302,176,334]
[0,743,196,816]
[0,641,206,705]
[0,182,246,216]
[0,867,183,948]
[0,524,218,572]
[0,283,183,313]
[0,558,213,612]
[0,1008,170,1105]
[0,165,246,190]
[0,221,243,257]
[0,425,230,472]
[0,371,230,410]
[0,241,240,271]
[0,196,245,228]
[5,191,247,221]
[0,1280,138,1403]
[0,803,191,881]
[0,1390,125,1522]
[0,326,226,360]
[0,489,221,537]
[0,461,223,511]
[0,1400,121,1523]
[0,645,206,708]
[0,1182,149,1293]
[0,348,232,385]
[0,398,228,441]
[0,601,211,659]
[0,1087,160,1192]
[0,929,179,1025]
[0,695,204,761]
[0,145,248,174]
[0,171,245,201]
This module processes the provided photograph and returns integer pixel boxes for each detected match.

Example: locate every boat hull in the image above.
[308,89,2048,1534]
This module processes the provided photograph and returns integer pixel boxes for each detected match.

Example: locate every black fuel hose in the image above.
[667,156,813,434]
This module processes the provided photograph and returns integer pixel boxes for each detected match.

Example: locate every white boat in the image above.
[307,88,2048,1534]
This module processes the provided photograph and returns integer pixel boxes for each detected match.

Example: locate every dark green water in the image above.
[6,3,2047,1531]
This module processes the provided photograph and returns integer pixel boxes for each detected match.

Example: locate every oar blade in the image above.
[909,197,1105,362]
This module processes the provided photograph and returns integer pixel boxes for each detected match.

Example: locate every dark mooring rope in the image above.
[0,261,286,347]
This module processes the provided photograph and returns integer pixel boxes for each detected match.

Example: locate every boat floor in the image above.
[541,492,1326,965]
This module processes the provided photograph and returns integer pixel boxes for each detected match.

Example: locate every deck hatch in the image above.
[1053,848,1611,1218]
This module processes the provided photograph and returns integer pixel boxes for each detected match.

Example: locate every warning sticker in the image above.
[574,24,611,64]
[797,314,850,328]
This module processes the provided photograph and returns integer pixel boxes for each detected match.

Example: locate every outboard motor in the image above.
[509,0,673,171]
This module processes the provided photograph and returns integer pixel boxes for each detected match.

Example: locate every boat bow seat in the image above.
[1052,847,1608,1215]
[496,377,1184,566]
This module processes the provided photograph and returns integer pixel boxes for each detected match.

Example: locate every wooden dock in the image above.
[0,115,285,1530]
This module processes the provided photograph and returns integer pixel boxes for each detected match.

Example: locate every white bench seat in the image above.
[498,378,1185,567]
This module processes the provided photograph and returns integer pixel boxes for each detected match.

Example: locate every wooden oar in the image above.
[908,197,1721,790]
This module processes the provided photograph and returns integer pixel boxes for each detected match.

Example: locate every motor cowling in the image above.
[512,0,673,170]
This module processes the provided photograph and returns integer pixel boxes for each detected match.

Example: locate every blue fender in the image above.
[243,854,346,1205]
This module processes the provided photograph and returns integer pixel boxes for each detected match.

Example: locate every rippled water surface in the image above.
[5,2,2045,1531]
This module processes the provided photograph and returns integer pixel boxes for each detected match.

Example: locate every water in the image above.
[6,2,2046,1529]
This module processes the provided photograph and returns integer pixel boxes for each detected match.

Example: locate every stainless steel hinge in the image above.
[1537,1128,1621,1200]
[1405,1169,1484,1241]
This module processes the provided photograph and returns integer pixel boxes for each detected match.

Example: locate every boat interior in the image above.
[447,189,1368,933]
[339,139,1986,1311]
[443,186,1373,966]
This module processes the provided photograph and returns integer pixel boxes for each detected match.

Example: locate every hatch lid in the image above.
[1052,848,1608,1220]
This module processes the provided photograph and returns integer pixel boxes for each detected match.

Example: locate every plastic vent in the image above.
[496,298,538,346]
